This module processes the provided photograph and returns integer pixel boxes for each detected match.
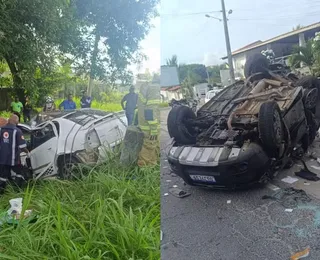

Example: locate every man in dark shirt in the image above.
[121,86,138,125]
[0,114,29,190]
[80,90,92,109]
[23,96,32,123]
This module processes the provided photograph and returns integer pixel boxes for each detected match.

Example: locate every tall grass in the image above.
[55,97,122,112]
[0,161,160,259]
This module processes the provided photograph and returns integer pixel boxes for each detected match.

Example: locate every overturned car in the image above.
[18,109,127,180]
[167,55,320,189]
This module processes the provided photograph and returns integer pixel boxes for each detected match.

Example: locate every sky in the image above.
[159,0,320,66]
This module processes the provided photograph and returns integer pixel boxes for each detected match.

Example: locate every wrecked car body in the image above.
[18,109,127,180]
[167,55,320,189]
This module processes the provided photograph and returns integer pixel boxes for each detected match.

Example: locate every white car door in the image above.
[29,122,59,179]
[94,115,126,148]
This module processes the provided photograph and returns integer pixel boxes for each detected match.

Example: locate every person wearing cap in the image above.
[80,90,92,109]
[43,96,56,112]
[121,86,138,125]
[0,114,29,191]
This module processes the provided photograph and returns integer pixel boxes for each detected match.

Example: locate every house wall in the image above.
[193,83,209,98]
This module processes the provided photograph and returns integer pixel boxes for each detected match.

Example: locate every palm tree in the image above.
[288,40,315,71]
[166,55,178,67]
[292,24,303,31]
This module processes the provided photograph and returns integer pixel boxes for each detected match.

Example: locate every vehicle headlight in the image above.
[169,147,177,157]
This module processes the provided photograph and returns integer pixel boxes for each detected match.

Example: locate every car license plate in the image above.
[189,175,216,183]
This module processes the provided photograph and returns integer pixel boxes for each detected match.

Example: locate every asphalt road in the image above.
[160,108,320,260]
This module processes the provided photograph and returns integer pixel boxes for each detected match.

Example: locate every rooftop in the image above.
[222,22,320,59]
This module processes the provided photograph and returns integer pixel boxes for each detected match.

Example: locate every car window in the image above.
[31,124,56,150]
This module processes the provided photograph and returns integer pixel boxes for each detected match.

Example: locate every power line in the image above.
[161,10,221,17]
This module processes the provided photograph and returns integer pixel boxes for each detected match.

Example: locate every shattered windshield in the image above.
[63,110,110,125]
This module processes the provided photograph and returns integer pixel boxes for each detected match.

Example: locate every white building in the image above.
[221,22,320,78]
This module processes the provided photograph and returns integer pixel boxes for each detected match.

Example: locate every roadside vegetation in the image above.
[0,0,161,258]
[0,161,160,259]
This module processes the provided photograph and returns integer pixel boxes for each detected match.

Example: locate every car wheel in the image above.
[305,109,318,145]
[296,75,320,90]
[58,156,82,180]
[167,106,197,145]
[258,101,285,158]
[303,88,318,110]
[244,53,269,79]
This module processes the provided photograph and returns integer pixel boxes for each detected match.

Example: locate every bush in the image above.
[55,97,122,112]
[0,162,160,259]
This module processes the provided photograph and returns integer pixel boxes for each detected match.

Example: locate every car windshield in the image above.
[63,110,111,125]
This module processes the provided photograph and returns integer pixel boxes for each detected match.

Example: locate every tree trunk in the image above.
[88,31,100,96]
[4,56,25,104]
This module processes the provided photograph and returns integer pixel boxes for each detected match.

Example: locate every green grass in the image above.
[159,102,169,108]
[0,161,160,260]
[55,97,122,112]
[0,111,11,119]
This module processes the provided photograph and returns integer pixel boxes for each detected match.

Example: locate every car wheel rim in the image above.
[273,111,282,144]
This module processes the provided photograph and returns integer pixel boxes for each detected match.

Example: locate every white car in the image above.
[17,109,127,180]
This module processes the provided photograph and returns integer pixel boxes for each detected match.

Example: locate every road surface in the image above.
[160,108,320,260]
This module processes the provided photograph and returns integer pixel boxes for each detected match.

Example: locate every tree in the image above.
[75,0,159,95]
[179,64,207,84]
[206,65,222,84]
[166,55,178,66]
[0,0,83,103]
[288,39,320,74]
[292,25,303,31]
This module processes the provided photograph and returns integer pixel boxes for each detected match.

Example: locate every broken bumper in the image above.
[167,143,271,189]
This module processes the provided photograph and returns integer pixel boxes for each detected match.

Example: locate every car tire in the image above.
[244,53,269,79]
[296,75,320,89]
[58,155,82,180]
[167,106,197,145]
[258,101,284,158]
[305,109,318,145]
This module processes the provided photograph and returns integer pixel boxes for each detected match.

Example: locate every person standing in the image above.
[121,86,138,125]
[59,94,76,111]
[10,97,23,122]
[80,90,92,109]
[0,114,29,191]
[23,96,32,123]
[43,96,56,112]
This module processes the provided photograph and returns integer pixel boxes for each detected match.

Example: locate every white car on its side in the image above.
[18,109,127,180]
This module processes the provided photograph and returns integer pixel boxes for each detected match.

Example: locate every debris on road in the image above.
[281,176,299,184]
[295,168,320,181]
[166,180,172,183]
[266,183,280,191]
[290,247,310,260]
[285,208,293,212]
[227,200,231,204]
[164,193,169,197]
[173,185,178,188]
[160,230,163,241]
[169,187,191,198]
[304,182,311,186]
[262,188,311,208]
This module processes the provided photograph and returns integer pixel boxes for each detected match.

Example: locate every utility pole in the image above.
[221,0,235,83]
